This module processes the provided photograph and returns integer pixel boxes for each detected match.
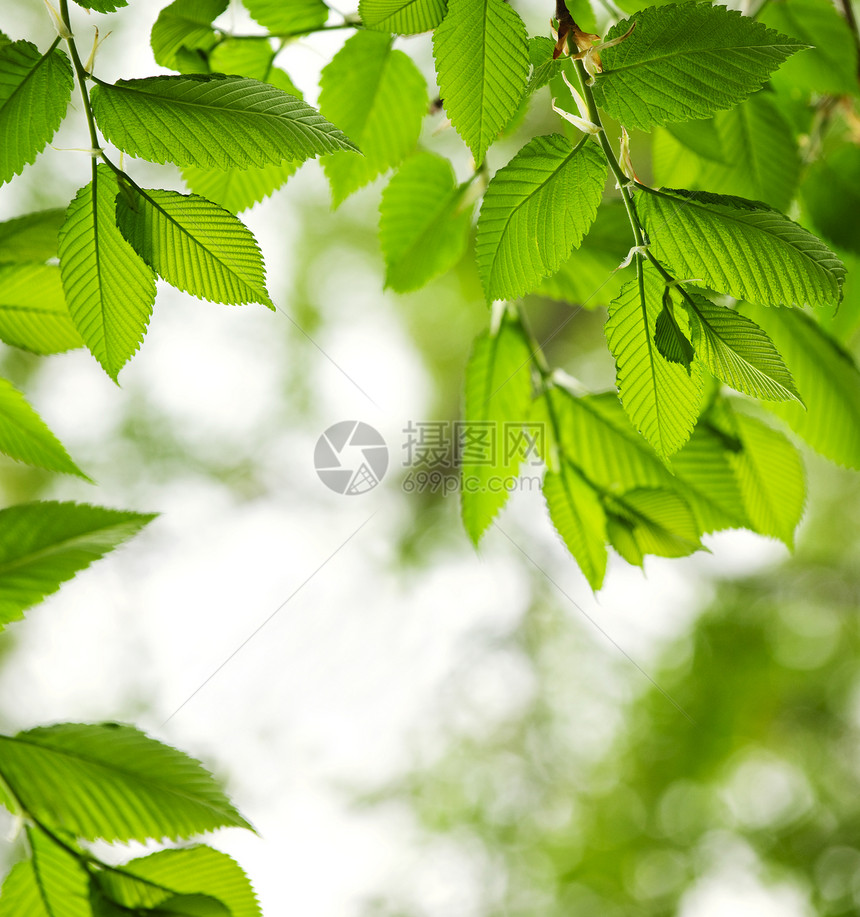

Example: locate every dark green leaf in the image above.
[802,143,860,256]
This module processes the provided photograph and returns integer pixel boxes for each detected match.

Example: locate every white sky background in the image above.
[0,1,808,914]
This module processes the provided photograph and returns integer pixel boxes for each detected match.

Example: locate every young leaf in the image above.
[476,135,606,302]
[432,0,529,165]
[73,0,128,10]
[591,3,806,131]
[760,0,859,96]
[722,408,805,547]
[96,847,260,917]
[0,501,155,629]
[0,41,73,185]
[0,860,47,917]
[116,187,273,309]
[801,144,860,257]
[698,93,800,212]
[536,200,629,308]
[654,300,694,369]
[605,487,701,565]
[90,75,357,171]
[543,463,608,590]
[605,266,704,457]
[0,264,84,354]
[379,152,471,292]
[0,723,252,843]
[58,165,157,380]
[360,0,448,33]
[244,0,329,34]
[638,187,846,309]
[461,313,534,543]
[527,35,563,95]
[27,828,91,917]
[742,305,860,469]
[0,209,65,263]
[683,292,800,402]
[151,0,228,72]
[0,379,86,478]
[319,32,428,206]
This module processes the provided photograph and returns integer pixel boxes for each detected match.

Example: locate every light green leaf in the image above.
[639,187,846,308]
[90,74,357,170]
[151,0,228,71]
[801,144,860,257]
[0,860,45,917]
[0,501,155,629]
[536,200,629,308]
[526,36,563,95]
[742,304,860,469]
[461,313,534,543]
[360,0,447,33]
[476,134,606,302]
[683,291,800,402]
[433,0,529,165]
[670,422,748,533]
[58,165,157,380]
[722,408,805,546]
[591,2,806,131]
[208,39,297,89]
[761,0,858,96]
[182,160,298,213]
[0,723,252,843]
[73,0,128,11]
[27,828,91,917]
[379,152,471,292]
[319,31,427,206]
[696,93,800,212]
[0,378,85,477]
[605,266,704,457]
[0,264,84,355]
[0,41,73,185]
[244,0,329,34]
[116,187,273,309]
[97,847,260,917]
[543,463,607,590]
[606,487,701,565]
[0,209,65,262]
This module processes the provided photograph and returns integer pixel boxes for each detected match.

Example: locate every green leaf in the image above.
[605,266,704,457]
[58,165,157,380]
[90,74,357,170]
[151,0,228,71]
[0,378,86,478]
[682,291,800,403]
[207,39,299,90]
[0,209,65,262]
[638,187,846,309]
[760,0,858,96]
[116,187,273,309]
[319,32,427,206]
[476,134,606,302]
[461,313,534,543]
[0,723,252,843]
[543,463,607,590]
[526,36,563,95]
[719,407,805,546]
[536,200,628,308]
[243,0,329,33]
[0,831,91,917]
[801,143,860,257]
[73,0,128,11]
[432,0,529,165]
[0,501,155,629]
[697,93,800,212]
[96,847,260,917]
[654,300,694,369]
[591,2,806,131]
[0,264,84,354]
[0,41,73,185]
[663,119,725,165]
[379,152,471,292]
[742,304,860,469]
[606,487,701,564]
[360,0,447,33]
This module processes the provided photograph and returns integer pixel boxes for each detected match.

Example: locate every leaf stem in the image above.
[58,0,102,176]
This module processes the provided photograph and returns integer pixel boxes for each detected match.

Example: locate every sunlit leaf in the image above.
[150,0,227,71]
[360,0,447,33]
[244,0,329,34]
[0,264,84,354]
[0,209,65,262]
